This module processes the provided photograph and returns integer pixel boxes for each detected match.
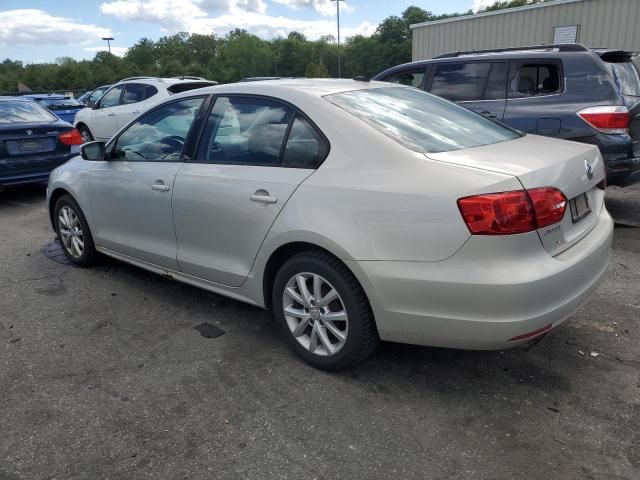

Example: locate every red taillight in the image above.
[58,129,83,146]
[527,187,567,229]
[577,106,630,134]
[457,187,567,235]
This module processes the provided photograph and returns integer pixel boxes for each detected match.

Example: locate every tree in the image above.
[305,61,329,78]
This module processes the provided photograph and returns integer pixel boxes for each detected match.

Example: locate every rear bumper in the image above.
[349,208,614,350]
[0,153,73,187]
[605,155,640,187]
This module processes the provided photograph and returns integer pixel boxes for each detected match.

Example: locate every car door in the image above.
[89,96,207,269]
[116,83,159,130]
[426,61,508,121]
[172,95,328,287]
[90,85,123,141]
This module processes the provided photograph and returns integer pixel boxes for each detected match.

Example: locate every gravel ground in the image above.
[0,185,638,480]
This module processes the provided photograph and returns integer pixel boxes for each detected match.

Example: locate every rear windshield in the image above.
[37,98,83,110]
[325,87,521,153]
[0,100,58,123]
[605,61,640,96]
[167,81,217,94]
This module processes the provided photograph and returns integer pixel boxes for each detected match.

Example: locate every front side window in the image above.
[382,69,425,88]
[510,63,562,97]
[326,87,521,153]
[0,101,57,123]
[99,86,123,108]
[112,97,204,162]
[196,96,293,166]
[89,88,107,103]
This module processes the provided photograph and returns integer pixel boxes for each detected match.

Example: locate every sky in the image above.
[0,0,495,64]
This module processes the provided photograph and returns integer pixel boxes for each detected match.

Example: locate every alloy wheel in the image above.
[58,205,84,259]
[282,272,349,356]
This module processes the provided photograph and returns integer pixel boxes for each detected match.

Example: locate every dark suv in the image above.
[373,44,640,187]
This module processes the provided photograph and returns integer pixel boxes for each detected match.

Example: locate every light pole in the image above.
[330,0,344,78]
[102,37,114,54]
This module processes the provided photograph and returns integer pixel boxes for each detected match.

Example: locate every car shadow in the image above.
[0,185,47,209]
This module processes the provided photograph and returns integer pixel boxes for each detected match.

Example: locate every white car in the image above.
[48,79,613,370]
[74,77,216,142]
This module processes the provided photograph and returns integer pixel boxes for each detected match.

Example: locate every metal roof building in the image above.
[411,0,640,60]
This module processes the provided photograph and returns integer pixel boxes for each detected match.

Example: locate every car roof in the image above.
[173,78,396,99]
[115,77,216,86]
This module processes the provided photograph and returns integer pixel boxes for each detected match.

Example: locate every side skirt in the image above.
[96,245,264,308]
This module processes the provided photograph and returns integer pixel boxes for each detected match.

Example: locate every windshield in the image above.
[0,100,58,123]
[606,61,640,96]
[325,87,521,153]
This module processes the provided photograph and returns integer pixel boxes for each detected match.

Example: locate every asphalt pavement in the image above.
[0,185,638,480]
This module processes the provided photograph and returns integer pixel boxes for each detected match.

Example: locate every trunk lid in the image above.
[0,123,74,173]
[427,134,605,255]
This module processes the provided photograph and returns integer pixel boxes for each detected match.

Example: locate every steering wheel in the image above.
[159,135,185,151]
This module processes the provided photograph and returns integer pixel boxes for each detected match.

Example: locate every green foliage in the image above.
[483,0,553,12]
[0,3,536,92]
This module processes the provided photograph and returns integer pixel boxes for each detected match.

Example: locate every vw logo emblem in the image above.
[584,159,594,180]
[25,129,33,136]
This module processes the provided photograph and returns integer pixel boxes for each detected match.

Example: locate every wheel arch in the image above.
[261,241,373,316]
[48,187,80,230]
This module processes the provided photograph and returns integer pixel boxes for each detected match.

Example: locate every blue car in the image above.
[22,94,85,123]
[0,97,83,188]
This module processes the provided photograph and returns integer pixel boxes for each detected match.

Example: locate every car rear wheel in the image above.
[78,125,93,143]
[272,250,379,370]
[54,195,97,267]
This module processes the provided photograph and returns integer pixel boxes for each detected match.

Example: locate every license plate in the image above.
[19,139,42,151]
[569,193,591,223]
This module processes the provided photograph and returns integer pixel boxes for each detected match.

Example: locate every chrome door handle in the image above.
[480,111,497,118]
[108,113,116,117]
[133,110,140,115]
[250,191,277,204]
[151,184,170,192]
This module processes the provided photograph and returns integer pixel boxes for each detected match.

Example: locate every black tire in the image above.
[54,195,98,267]
[272,250,379,371]
[78,125,93,142]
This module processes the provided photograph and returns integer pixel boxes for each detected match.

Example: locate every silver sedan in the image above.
[47,79,613,370]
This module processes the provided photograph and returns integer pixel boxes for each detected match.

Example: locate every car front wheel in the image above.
[272,250,379,370]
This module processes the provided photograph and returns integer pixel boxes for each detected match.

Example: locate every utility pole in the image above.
[331,0,344,78]
[102,37,114,54]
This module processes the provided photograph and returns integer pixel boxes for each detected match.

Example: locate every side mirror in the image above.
[87,100,96,108]
[81,141,106,161]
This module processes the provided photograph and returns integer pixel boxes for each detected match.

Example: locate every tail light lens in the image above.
[577,106,630,134]
[458,187,567,235]
[58,129,83,146]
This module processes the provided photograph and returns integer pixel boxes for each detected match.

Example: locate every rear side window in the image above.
[282,116,328,168]
[0,101,57,123]
[510,63,562,97]
[605,61,640,96]
[122,84,158,104]
[196,96,293,166]
[430,62,506,101]
[326,87,521,153]
[382,69,425,88]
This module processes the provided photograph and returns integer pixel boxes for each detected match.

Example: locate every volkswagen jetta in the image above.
[46,79,613,370]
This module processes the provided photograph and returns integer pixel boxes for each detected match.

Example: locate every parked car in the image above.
[0,97,83,188]
[373,44,640,187]
[74,76,217,142]
[22,94,85,124]
[47,79,613,370]
[76,85,111,106]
